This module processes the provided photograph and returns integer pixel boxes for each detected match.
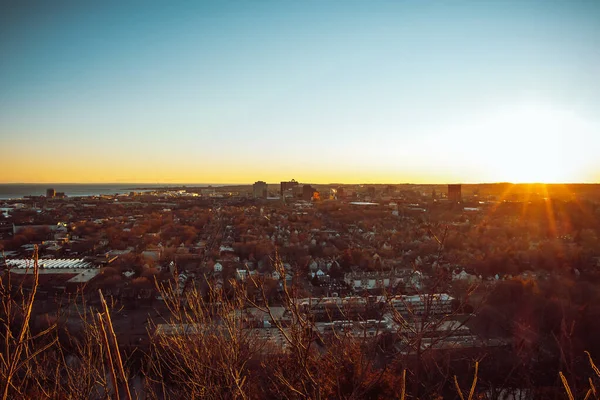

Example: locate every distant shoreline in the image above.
[1,182,599,201]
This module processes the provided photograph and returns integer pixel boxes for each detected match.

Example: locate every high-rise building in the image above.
[292,185,303,198]
[46,188,56,198]
[448,184,462,202]
[280,179,299,197]
[253,181,268,198]
[302,185,317,201]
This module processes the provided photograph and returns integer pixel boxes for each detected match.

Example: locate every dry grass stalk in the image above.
[99,289,132,400]
[560,371,575,400]
[400,369,406,400]
[586,351,600,379]
[584,387,593,400]
[589,378,597,399]
[98,312,121,400]
[454,361,479,400]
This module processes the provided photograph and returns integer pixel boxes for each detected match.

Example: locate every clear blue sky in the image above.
[1,0,599,183]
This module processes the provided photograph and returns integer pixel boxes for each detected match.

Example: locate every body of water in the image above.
[0,184,225,200]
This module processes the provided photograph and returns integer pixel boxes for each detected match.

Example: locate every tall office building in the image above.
[280,179,299,197]
[448,184,462,202]
[302,185,317,201]
[253,181,268,198]
[46,188,56,198]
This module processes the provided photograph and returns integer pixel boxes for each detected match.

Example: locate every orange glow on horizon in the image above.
[0,164,598,186]
[2,103,599,187]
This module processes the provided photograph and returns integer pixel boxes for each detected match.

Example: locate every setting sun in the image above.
[461,104,592,184]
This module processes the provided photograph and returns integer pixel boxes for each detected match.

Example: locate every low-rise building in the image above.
[388,293,454,316]
[344,270,406,291]
[4,258,101,291]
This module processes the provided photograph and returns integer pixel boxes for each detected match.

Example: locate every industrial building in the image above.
[4,258,101,291]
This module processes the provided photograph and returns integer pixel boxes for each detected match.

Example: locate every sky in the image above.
[1,0,599,184]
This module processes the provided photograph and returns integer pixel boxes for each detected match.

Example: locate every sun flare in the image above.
[471,104,586,183]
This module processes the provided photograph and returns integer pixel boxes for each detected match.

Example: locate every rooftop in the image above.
[5,258,96,270]
[5,258,100,283]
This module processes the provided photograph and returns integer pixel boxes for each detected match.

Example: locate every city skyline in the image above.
[1,1,600,184]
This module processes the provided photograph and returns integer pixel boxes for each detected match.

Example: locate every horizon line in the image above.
[1,181,599,186]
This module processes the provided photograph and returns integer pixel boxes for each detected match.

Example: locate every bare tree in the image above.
[148,276,259,399]
[0,246,57,399]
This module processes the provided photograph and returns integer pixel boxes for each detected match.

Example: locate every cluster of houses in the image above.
[1,184,562,359]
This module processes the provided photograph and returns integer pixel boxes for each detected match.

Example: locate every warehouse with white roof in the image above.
[4,258,100,284]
